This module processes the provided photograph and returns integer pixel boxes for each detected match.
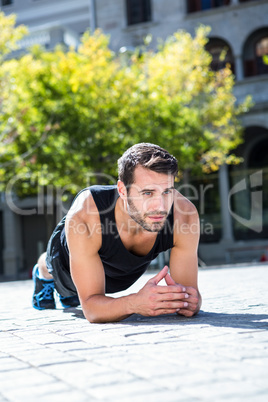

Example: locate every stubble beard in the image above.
[127,198,167,233]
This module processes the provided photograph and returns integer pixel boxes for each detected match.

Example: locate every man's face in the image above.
[126,166,175,232]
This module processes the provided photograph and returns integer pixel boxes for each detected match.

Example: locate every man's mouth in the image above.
[146,213,167,221]
[149,216,164,221]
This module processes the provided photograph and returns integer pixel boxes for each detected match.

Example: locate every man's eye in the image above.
[143,192,152,196]
[163,190,171,195]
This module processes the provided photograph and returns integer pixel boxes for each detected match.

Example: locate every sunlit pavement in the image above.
[0,264,268,402]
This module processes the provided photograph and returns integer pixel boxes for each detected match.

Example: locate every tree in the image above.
[122,26,252,174]
[0,12,28,193]
[0,21,251,197]
[0,12,27,62]
[1,29,127,197]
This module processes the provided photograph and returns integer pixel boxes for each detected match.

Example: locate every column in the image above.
[234,54,244,82]
[2,207,23,278]
[219,164,234,243]
[49,27,64,48]
[89,0,97,33]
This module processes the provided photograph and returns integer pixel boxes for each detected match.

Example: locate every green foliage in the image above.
[0,16,252,197]
[0,12,28,62]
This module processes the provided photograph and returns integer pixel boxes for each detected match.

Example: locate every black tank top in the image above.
[59,185,174,293]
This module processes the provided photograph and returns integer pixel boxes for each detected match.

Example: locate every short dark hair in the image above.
[118,143,178,188]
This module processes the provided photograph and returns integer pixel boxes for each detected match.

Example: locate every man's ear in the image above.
[117,180,127,200]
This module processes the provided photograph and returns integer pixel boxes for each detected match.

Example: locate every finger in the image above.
[164,273,176,286]
[150,266,169,285]
[154,284,187,294]
[178,303,198,314]
[156,300,190,310]
[184,286,199,297]
[176,309,195,317]
[180,301,198,311]
[153,308,179,316]
[156,293,189,302]
[181,293,198,303]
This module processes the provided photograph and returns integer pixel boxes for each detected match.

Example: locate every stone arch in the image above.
[206,37,235,74]
[243,27,268,77]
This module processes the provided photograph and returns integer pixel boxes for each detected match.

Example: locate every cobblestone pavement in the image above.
[0,264,268,402]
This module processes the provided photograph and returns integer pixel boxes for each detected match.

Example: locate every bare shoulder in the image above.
[66,189,98,222]
[65,189,101,248]
[172,190,200,247]
[173,189,199,223]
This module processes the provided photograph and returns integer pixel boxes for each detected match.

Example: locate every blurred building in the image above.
[0,0,268,278]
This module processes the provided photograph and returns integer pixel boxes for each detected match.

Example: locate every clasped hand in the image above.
[135,266,199,317]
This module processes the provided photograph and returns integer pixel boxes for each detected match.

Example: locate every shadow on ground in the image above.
[63,308,268,330]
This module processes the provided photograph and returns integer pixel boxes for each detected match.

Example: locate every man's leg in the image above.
[38,252,53,279]
[32,252,56,310]
[32,252,80,309]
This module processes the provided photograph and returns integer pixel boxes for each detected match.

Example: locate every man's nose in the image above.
[150,195,165,211]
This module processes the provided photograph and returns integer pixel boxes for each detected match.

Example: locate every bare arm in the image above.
[66,203,132,323]
[65,194,190,323]
[169,196,202,316]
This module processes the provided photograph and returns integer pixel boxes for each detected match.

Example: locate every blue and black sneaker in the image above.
[32,264,56,310]
[59,294,80,308]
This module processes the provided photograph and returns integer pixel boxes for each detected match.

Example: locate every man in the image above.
[32,143,201,322]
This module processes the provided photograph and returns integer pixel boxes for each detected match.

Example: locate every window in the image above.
[255,37,268,76]
[206,39,235,75]
[1,0,13,6]
[230,127,268,241]
[184,173,222,243]
[126,0,151,25]
[244,30,268,77]
[187,0,230,13]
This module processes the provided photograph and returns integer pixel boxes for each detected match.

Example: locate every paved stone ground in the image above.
[0,264,268,402]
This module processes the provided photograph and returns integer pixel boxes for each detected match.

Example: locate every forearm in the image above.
[80,267,191,322]
[81,293,136,323]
